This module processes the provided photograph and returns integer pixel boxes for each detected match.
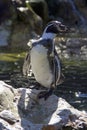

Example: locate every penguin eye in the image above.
[59,24,66,31]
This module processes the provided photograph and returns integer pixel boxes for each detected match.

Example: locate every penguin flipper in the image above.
[54,49,65,86]
[23,52,31,76]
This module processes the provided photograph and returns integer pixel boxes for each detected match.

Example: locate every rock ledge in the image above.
[0,81,87,130]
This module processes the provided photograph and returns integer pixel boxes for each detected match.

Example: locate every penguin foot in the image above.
[38,88,54,100]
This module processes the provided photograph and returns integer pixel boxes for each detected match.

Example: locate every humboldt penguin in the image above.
[23,21,69,100]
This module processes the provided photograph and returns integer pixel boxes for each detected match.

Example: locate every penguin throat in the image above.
[42,32,56,40]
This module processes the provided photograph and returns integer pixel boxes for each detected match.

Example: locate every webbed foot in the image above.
[38,88,54,100]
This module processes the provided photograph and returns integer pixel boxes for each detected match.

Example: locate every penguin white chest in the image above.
[30,45,53,88]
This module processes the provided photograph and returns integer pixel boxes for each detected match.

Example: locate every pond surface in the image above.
[55,60,87,111]
[0,48,87,112]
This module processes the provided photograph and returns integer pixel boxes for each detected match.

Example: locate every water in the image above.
[0,48,87,112]
[55,61,87,111]
[0,49,25,80]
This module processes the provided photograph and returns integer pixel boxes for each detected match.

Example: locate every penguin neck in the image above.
[42,32,56,40]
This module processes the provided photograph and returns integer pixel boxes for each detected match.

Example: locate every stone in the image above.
[55,38,87,59]
[42,125,56,130]
[28,0,49,24]
[74,0,87,20]
[0,110,18,124]
[0,21,12,46]
[0,81,87,130]
[45,0,86,26]
[0,0,15,23]
[17,6,42,33]
[13,0,48,23]
[0,81,14,111]
[12,0,26,7]
[17,87,87,129]
[10,5,42,49]
[0,0,43,48]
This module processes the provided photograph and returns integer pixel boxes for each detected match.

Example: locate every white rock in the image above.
[0,81,87,130]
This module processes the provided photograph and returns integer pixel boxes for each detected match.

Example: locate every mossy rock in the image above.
[17,6,42,32]
[10,5,42,49]
[28,0,49,24]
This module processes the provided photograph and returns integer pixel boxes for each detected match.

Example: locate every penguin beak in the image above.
[58,24,69,33]
[57,23,75,33]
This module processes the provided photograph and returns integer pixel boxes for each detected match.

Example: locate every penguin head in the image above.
[45,21,69,34]
[42,21,69,39]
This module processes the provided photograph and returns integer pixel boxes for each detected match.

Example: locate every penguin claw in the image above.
[38,91,49,100]
[38,88,54,100]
